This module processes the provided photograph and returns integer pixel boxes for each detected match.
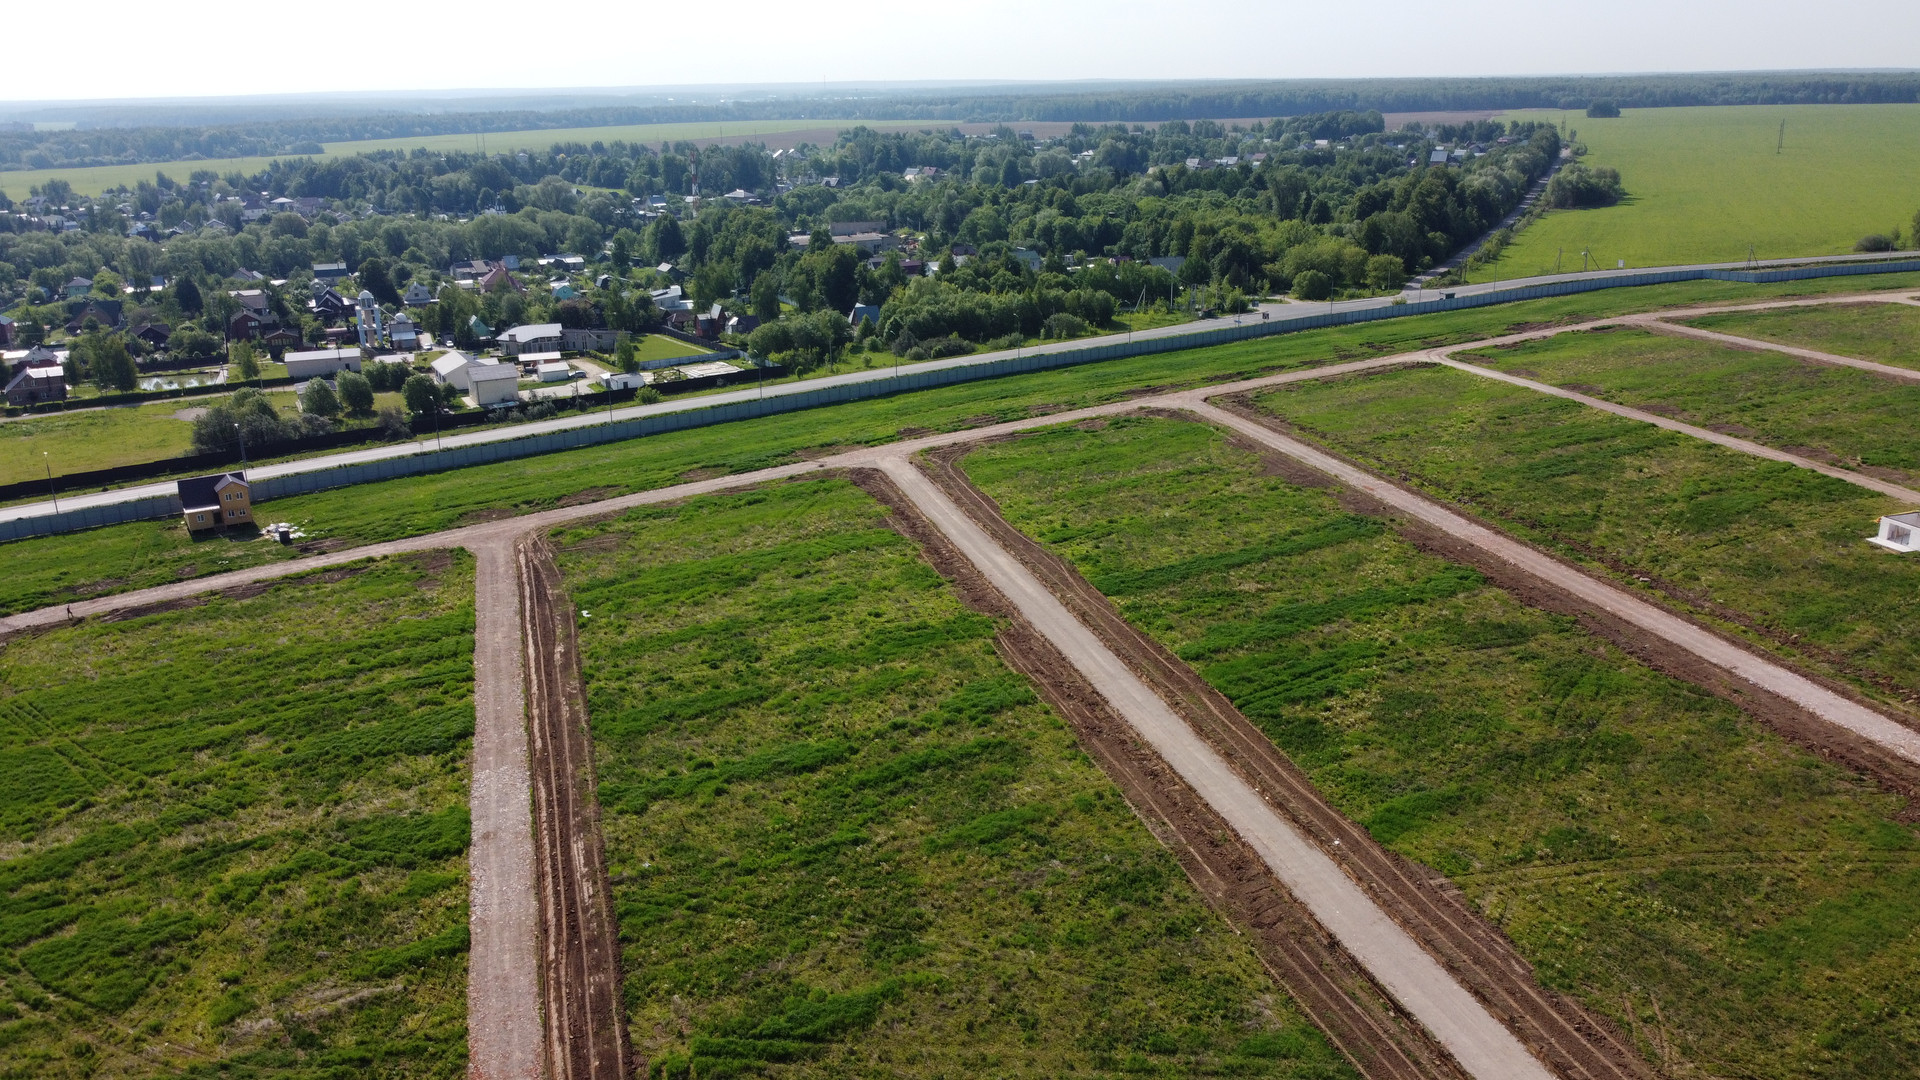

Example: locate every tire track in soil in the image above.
[913,446,1652,1080]
[845,467,1465,1080]
[519,535,632,1080]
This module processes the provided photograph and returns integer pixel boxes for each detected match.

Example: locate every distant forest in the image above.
[4,72,1919,171]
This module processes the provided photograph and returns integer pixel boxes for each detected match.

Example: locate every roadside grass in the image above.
[0,552,474,1078]
[1471,104,1920,279]
[959,414,1920,1079]
[1248,365,1920,705]
[6,271,1920,619]
[551,477,1351,1079]
[1683,301,1920,372]
[1459,326,1920,481]
[3,389,414,490]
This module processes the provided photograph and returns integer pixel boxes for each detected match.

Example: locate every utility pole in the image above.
[234,422,247,468]
[1777,120,1785,155]
[43,453,57,512]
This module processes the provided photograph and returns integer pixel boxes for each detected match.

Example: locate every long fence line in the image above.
[7,257,1919,543]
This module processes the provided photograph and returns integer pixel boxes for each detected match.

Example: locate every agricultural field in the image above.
[1249,365,1920,703]
[1472,104,1920,279]
[959,414,1920,1078]
[1684,301,1920,372]
[0,119,914,200]
[5,270,1920,620]
[1459,326,1920,481]
[551,477,1351,1078]
[0,553,475,1078]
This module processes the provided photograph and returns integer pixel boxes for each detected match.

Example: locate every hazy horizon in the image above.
[10,0,1920,104]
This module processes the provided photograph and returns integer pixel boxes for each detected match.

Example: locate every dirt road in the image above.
[469,541,544,1080]
[1182,400,1920,768]
[518,539,630,1080]
[877,456,1560,1080]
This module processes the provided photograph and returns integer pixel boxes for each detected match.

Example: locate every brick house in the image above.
[178,472,252,532]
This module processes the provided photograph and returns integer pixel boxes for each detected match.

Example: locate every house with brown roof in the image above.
[177,472,252,532]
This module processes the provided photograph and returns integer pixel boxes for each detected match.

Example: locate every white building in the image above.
[429,350,480,390]
[497,322,563,356]
[601,371,645,390]
[1869,512,1920,552]
[283,348,362,380]
[468,361,521,407]
[536,361,572,382]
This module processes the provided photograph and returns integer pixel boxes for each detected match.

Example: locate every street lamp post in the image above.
[43,452,57,512]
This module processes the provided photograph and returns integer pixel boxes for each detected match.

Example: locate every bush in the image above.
[1586,100,1621,119]
[190,387,310,455]
[1041,313,1089,340]
[374,405,412,441]
[923,335,974,358]
[638,387,663,404]
[1855,234,1897,253]
[1291,270,1332,301]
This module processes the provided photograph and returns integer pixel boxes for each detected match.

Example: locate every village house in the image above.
[311,262,351,280]
[4,363,65,407]
[402,281,435,305]
[178,472,252,533]
[497,323,564,356]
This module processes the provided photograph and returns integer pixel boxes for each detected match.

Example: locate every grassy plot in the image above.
[1460,326,1920,481]
[8,270,1920,620]
[1684,301,1920,372]
[0,553,474,1078]
[1,400,198,486]
[552,477,1351,1079]
[959,414,1920,1078]
[1250,365,1920,702]
[1472,104,1920,279]
[628,334,713,364]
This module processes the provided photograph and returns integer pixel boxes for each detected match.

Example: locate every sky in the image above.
[8,0,1920,103]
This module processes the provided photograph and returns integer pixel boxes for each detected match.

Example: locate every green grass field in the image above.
[552,477,1351,1079]
[628,334,712,364]
[1461,326,1920,481]
[0,552,474,1078]
[1685,301,1920,371]
[1471,104,1920,279]
[960,414,1920,1077]
[5,272,1920,620]
[1250,365,1920,707]
[0,119,922,200]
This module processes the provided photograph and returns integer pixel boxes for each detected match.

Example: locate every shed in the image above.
[283,347,362,379]
[467,361,521,406]
[1869,512,1920,553]
[536,361,572,382]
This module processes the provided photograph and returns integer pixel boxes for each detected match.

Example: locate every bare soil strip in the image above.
[469,540,545,1080]
[875,456,1563,1080]
[1187,399,1920,771]
[1427,355,1920,502]
[518,536,631,1080]
[848,467,1467,1080]
[914,449,1652,1080]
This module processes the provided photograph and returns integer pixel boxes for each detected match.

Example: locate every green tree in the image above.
[336,369,375,416]
[173,276,202,314]
[614,340,638,372]
[358,257,401,305]
[1365,254,1408,292]
[651,217,687,263]
[231,341,260,382]
[1291,269,1332,301]
[751,271,782,322]
[402,373,440,415]
[299,376,340,418]
[89,334,138,393]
